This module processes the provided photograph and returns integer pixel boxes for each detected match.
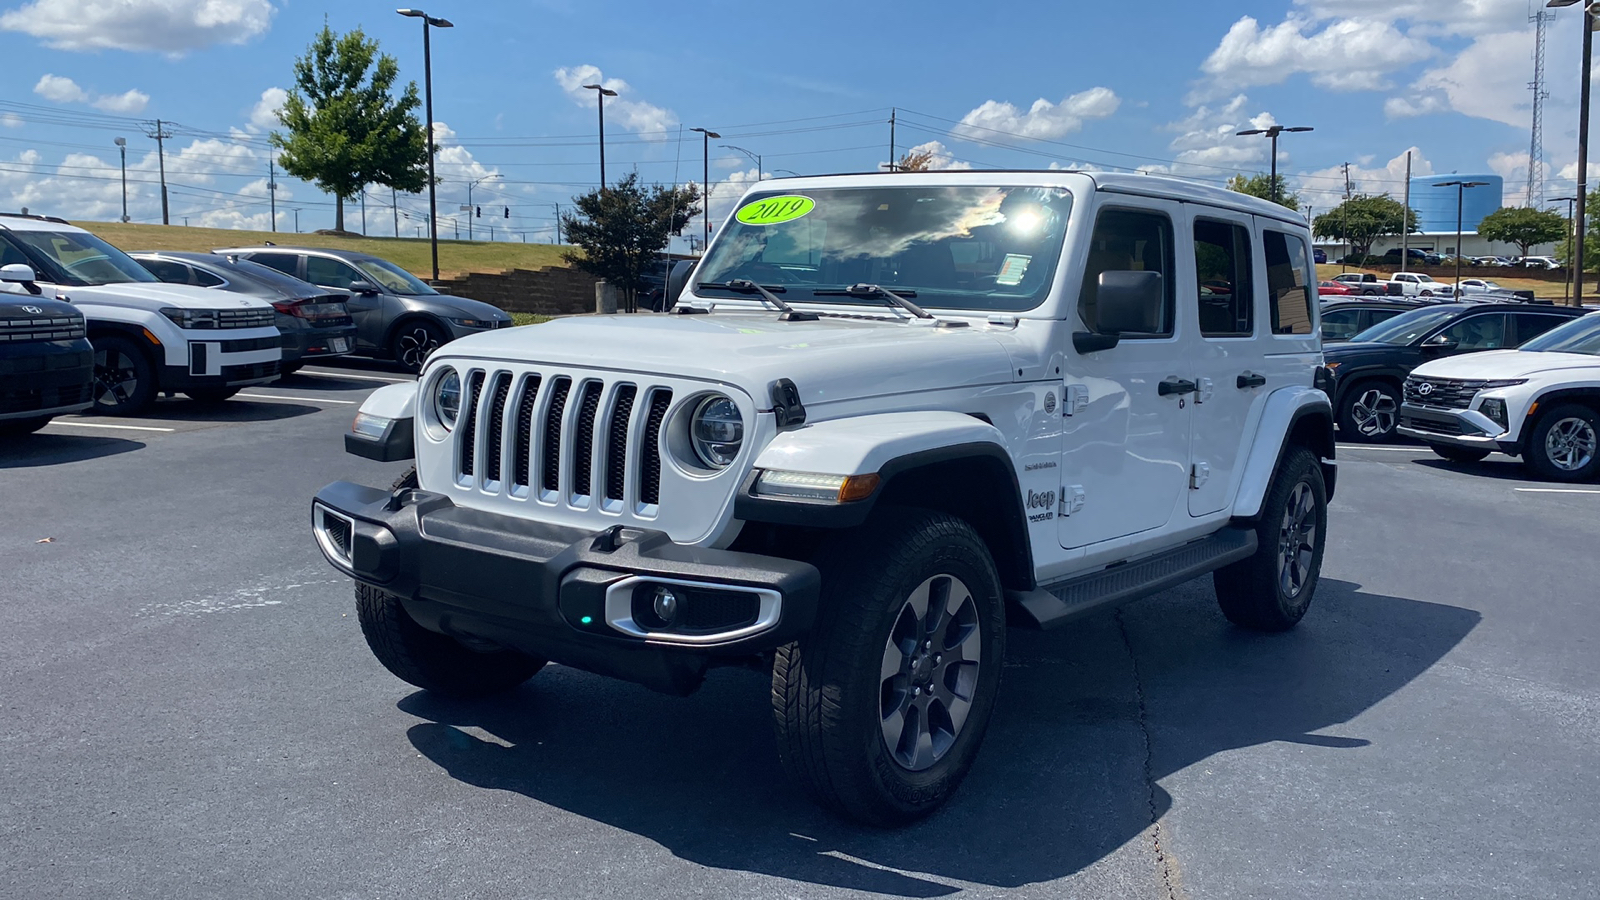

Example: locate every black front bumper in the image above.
[0,339,94,419]
[311,481,820,695]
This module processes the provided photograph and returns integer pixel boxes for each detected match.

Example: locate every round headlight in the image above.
[433,369,461,430]
[690,394,743,468]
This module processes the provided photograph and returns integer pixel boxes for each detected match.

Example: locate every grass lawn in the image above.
[509,313,552,327]
[73,220,573,280]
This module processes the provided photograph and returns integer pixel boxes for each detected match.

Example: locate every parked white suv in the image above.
[310,172,1337,825]
[1399,310,1600,480]
[0,214,280,414]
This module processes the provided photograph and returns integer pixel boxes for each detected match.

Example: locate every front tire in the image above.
[391,320,447,373]
[1429,444,1490,464]
[1338,380,1401,443]
[1214,447,1328,632]
[91,335,157,416]
[1523,403,1600,482]
[354,582,546,696]
[772,508,1006,827]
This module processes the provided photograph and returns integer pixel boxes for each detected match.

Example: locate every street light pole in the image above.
[465,175,496,241]
[398,8,453,283]
[582,83,618,189]
[772,168,801,177]
[1235,124,1314,205]
[721,144,761,180]
[1434,180,1490,292]
[1549,0,1596,304]
[1551,195,1579,302]
[114,137,128,222]
[691,127,720,250]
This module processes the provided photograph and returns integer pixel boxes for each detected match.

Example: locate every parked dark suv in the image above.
[1319,298,1424,342]
[1323,302,1586,441]
[0,263,93,435]
[213,246,512,372]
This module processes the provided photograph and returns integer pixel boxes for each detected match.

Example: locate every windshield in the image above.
[1519,313,1600,356]
[1348,306,1460,345]
[8,230,158,286]
[353,257,437,295]
[693,185,1073,312]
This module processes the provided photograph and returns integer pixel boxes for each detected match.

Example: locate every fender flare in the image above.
[80,304,187,367]
[345,381,419,462]
[1231,386,1337,519]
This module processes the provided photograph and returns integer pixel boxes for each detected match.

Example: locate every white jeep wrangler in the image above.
[311,171,1336,825]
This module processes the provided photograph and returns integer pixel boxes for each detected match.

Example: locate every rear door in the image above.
[306,256,383,349]
[1512,311,1578,345]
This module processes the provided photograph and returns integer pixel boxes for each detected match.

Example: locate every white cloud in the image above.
[1293,148,1434,215]
[1391,29,1535,129]
[1199,15,1433,94]
[1384,95,1450,119]
[92,89,149,114]
[33,74,86,104]
[0,0,276,54]
[955,87,1119,141]
[1293,0,1524,39]
[1,114,22,129]
[552,65,676,138]
[248,87,286,131]
[1141,95,1282,177]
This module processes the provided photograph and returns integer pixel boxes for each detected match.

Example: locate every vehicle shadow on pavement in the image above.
[1410,458,1545,482]
[399,578,1477,895]
[0,434,143,468]
[139,399,320,423]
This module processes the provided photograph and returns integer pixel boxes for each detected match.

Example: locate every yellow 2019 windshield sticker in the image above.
[736,195,815,226]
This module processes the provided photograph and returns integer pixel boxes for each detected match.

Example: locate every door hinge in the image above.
[1190,461,1211,489]
[1062,383,1089,416]
[1060,485,1086,515]
[1195,376,1215,403]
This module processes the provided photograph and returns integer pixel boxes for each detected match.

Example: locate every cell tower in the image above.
[1528,4,1551,207]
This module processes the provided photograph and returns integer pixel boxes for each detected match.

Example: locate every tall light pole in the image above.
[772,168,802,177]
[1434,180,1490,292]
[722,144,761,180]
[582,83,618,189]
[691,127,720,250]
[1235,124,1314,205]
[114,137,128,223]
[1551,194,1579,303]
[1549,0,1596,304]
[397,8,453,283]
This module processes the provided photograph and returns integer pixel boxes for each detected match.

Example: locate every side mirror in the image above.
[0,263,36,283]
[666,259,697,310]
[1074,270,1163,354]
[347,280,379,295]
[1424,335,1459,350]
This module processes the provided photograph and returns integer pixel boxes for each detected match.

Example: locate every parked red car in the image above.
[1318,280,1354,296]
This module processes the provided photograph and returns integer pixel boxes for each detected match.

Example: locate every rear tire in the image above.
[1214,447,1327,632]
[91,334,157,416]
[1337,379,1401,443]
[771,508,1006,826]
[354,582,546,696]
[0,416,51,436]
[1523,403,1600,482]
[1429,444,1490,464]
[184,387,240,403]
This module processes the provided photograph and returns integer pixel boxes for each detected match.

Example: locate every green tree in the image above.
[1313,195,1417,261]
[1478,206,1567,258]
[1226,173,1300,210]
[560,173,701,312]
[272,24,428,233]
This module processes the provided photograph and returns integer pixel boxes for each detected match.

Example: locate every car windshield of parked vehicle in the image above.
[693,185,1073,312]
[1348,306,1461,345]
[353,257,439,295]
[8,230,159,286]
[1518,313,1600,356]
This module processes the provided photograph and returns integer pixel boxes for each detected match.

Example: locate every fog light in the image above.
[1479,398,1509,431]
[652,587,679,624]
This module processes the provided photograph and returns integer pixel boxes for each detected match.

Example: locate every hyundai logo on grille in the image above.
[1416,382,1434,396]
[21,306,41,314]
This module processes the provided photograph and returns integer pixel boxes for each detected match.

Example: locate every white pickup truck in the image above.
[1386,272,1455,299]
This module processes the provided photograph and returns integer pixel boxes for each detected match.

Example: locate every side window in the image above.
[191,267,226,288]
[139,259,191,284]
[1320,308,1361,341]
[1515,313,1575,344]
[1264,230,1314,335]
[1078,208,1175,338]
[249,253,300,277]
[1193,218,1254,337]
[1437,314,1508,350]
[1367,309,1405,329]
[305,256,360,289]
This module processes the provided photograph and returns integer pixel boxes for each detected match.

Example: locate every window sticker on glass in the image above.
[735,195,816,226]
[996,253,1032,286]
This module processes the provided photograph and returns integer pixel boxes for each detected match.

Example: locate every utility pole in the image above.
[552,203,562,244]
[392,187,399,237]
[1401,151,1412,273]
[360,189,367,235]
[888,108,897,171]
[268,158,277,232]
[1578,2,1593,305]
[292,208,301,233]
[114,137,128,222]
[146,118,172,225]
[1341,162,1352,271]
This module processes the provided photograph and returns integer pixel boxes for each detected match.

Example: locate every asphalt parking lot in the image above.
[2,370,1597,900]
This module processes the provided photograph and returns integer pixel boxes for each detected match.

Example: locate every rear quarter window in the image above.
[1264,230,1314,335]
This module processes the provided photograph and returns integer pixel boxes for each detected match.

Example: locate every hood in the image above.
[64,282,274,311]
[421,293,510,321]
[0,292,79,319]
[1411,349,1600,380]
[427,311,1019,406]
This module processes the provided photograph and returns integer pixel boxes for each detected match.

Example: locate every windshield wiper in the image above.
[812,283,934,319]
[694,280,817,320]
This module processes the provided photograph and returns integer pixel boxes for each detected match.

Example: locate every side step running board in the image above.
[1007,527,1257,630]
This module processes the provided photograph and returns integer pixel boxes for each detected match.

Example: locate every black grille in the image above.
[511,375,541,489]
[483,373,512,483]
[321,511,351,559]
[640,389,672,507]
[1400,414,1475,436]
[220,335,281,353]
[572,381,603,497]
[541,377,572,493]
[0,315,86,342]
[630,583,760,633]
[458,371,485,478]
[0,381,92,414]
[219,360,280,382]
[606,385,638,502]
[1403,376,1484,410]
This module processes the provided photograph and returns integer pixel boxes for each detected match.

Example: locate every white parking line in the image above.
[1514,487,1600,494]
[1336,444,1428,452]
[297,370,411,383]
[48,421,176,433]
[238,393,357,405]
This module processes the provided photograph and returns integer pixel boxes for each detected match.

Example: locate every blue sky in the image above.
[0,0,1584,245]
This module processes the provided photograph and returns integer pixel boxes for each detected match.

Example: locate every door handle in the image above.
[1236,372,1267,389]
[1159,377,1198,396]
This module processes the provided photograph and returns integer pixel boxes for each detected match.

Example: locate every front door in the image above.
[1059,202,1192,550]
[306,256,383,350]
